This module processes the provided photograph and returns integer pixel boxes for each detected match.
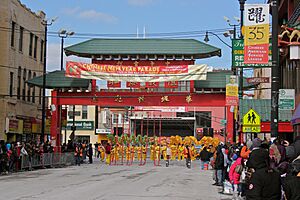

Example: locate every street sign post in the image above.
[232,39,272,68]
[279,89,295,110]
[242,108,261,133]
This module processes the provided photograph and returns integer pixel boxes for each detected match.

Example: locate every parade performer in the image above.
[105,143,111,165]
[131,145,135,162]
[170,144,177,160]
[161,145,167,160]
[115,144,120,162]
[150,144,155,161]
[99,144,105,162]
[125,145,131,162]
[110,146,115,163]
[137,145,142,161]
[178,144,185,161]
[155,144,160,161]
[142,145,147,161]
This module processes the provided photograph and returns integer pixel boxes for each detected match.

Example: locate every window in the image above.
[82,105,88,119]
[32,73,36,103]
[22,69,26,100]
[17,67,21,99]
[40,40,44,62]
[27,70,31,101]
[113,113,119,124]
[11,21,15,47]
[29,33,33,56]
[9,72,13,97]
[34,36,38,59]
[68,105,75,119]
[19,26,23,51]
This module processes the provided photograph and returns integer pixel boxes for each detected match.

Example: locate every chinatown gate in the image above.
[29,38,239,150]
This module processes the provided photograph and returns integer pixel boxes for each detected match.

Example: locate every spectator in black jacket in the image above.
[283,157,300,200]
[214,145,224,186]
[246,138,281,200]
[200,147,210,170]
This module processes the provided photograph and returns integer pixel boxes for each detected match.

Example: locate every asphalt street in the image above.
[0,159,230,200]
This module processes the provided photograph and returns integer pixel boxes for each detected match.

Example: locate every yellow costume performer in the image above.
[126,145,131,162]
[130,145,135,161]
[99,145,105,162]
[150,145,155,161]
[142,145,147,161]
[137,146,142,161]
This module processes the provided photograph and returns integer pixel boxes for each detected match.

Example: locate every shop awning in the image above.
[291,104,300,125]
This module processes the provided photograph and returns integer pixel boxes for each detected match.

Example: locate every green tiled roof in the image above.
[240,99,292,122]
[27,70,90,89]
[64,38,221,59]
[194,71,256,89]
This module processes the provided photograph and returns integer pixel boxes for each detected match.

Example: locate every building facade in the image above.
[0,0,45,142]
[63,105,97,145]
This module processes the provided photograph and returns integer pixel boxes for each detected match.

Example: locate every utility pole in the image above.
[41,18,55,143]
[239,0,246,100]
[271,0,279,137]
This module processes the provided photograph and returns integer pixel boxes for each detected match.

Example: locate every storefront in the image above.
[5,118,23,142]
[66,121,98,144]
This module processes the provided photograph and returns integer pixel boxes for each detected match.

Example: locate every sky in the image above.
[20,0,266,75]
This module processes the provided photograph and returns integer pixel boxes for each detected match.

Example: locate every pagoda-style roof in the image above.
[194,71,256,90]
[64,38,221,59]
[26,70,90,89]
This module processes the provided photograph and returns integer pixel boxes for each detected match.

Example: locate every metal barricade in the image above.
[21,152,75,170]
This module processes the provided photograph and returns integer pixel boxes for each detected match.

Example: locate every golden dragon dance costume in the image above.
[191,145,196,161]
[170,144,177,160]
[155,145,160,161]
[161,145,167,160]
[178,145,185,161]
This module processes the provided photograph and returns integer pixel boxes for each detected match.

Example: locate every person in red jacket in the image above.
[229,157,243,199]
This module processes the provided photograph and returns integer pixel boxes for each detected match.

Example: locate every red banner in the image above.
[107,81,121,88]
[146,82,159,88]
[126,82,141,88]
[65,61,208,82]
[164,81,178,88]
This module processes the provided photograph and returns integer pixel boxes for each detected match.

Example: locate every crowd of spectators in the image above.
[208,136,300,200]
[0,140,55,174]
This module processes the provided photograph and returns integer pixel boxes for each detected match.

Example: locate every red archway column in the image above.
[226,106,234,144]
[50,90,61,152]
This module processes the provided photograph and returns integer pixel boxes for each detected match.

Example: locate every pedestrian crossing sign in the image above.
[243,109,261,126]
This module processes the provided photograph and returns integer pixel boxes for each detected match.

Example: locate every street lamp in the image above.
[41,17,56,143]
[204,31,232,49]
[58,29,74,70]
[58,29,74,145]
